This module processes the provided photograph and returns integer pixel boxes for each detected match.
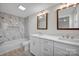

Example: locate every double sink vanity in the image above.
[30,34,79,56]
[29,4,79,56]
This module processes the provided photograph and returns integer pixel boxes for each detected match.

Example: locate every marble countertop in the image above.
[32,34,79,46]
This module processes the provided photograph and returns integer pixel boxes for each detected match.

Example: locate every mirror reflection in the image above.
[37,13,48,30]
[57,4,79,30]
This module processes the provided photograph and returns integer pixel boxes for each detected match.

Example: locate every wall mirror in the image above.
[57,3,79,30]
[37,13,48,30]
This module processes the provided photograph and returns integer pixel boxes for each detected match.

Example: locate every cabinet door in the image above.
[54,46,69,56]
[54,41,79,56]
[30,36,41,56]
[30,36,36,55]
[54,41,69,56]
[66,45,79,56]
[34,37,41,56]
[40,39,53,56]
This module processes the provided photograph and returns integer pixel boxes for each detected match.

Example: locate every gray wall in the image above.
[24,17,29,40]
[28,4,79,38]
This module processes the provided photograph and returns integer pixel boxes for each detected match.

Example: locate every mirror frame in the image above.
[37,13,48,30]
[57,4,79,30]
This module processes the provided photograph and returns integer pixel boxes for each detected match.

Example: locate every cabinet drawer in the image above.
[54,46,69,56]
[54,41,68,49]
[41,39,53,46]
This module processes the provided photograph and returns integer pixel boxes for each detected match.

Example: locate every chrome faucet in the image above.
[65,35,74,39]
[62,34,70,39]
[66,35,70,39]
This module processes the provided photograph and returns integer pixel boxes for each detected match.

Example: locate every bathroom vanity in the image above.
[30,34,79,56]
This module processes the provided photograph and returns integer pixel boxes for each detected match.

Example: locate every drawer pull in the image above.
[44,48,48,51]
[33,42,35,45]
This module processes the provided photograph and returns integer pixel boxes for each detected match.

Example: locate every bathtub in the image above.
[0,39,25,55]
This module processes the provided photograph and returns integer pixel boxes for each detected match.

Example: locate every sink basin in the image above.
[69,39,79,42]
[59,37,79,43]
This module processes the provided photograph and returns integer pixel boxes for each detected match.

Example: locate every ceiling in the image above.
[0,3,59,18]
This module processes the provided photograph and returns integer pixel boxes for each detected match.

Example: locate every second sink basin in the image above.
[59,37,79,43]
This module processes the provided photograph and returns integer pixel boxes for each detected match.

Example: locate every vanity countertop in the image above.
[32,34,79,46]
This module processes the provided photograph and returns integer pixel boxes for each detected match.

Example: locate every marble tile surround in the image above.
[0,12,25,42]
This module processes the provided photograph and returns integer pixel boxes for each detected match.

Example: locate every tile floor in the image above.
[0,47,33,56]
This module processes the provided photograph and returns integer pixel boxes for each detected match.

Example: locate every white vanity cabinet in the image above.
[40,39,53,56]
[30,34,79,56]
[54,41,79,56]
[30,36,53,56]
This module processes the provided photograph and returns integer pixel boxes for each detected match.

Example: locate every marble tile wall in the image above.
[0,12,25,42]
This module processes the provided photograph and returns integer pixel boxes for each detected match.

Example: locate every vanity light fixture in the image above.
[39,16,43,19]
[37,10,48,16]
[18,5,26,11]
[59,3,78,10]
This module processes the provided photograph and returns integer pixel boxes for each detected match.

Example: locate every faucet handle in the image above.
[62,35,64,38]
[0,36,2,38]
[66,35,69,39]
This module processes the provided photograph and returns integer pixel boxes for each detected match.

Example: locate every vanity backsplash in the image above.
[0,12,24,42]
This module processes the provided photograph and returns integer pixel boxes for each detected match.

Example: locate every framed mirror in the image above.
[57,4,79,30]
[37,13,48,30]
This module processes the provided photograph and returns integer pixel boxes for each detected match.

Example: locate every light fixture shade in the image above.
[18,5,26,11]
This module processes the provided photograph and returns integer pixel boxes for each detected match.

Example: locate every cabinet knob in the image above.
[33,42,35,45]
[44,48,48,51]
